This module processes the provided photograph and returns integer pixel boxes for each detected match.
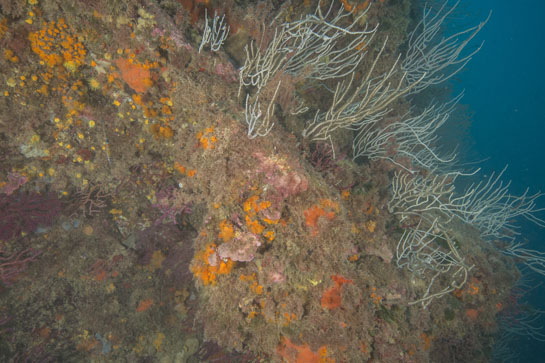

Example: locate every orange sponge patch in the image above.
[277,337,333,363]
[304,206,335,236]
[321,275,353,310]
[115,58,152,93]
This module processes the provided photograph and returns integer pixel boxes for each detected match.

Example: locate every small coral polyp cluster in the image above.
[29,18,86,69]
[191,243,234,285]
[0,0,541,361]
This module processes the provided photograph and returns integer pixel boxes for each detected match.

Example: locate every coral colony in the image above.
[0,0,543,361]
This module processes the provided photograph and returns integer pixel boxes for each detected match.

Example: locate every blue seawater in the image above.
[446,1,545,361]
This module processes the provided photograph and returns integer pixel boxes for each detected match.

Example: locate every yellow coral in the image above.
[365,220,376,233]
[29,19,86,69]
[0,18,7,39]
[150,123,174,139]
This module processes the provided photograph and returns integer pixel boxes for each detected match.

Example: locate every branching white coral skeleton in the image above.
[238,28,289,96]
[279,1,376,80]
[396,218,473,307]
[352,93,463,172]
[199,9,230,53]
[302,39,424,142]
[388,171,468,222]
[244,82,281,139]
[401,0,491,94]
[503,243,545,277]
[453,167,545,240]
[238,1,377,97]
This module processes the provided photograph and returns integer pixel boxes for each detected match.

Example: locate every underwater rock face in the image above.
[0,0,539,362]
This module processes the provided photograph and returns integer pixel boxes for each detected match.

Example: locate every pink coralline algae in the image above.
[0,172,28,196]
[252,152,308,201]
[268,271,286,284]
[151,187,192,226]
[270,171,308,200]
[152,27,192,50]
[217,232,261,262]
[214,62,238,83]
[262,255,286,284]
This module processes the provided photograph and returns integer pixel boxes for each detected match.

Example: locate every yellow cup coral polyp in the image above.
[150,123,174,139]
[29,18,86,68]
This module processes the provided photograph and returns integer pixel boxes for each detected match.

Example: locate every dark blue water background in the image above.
[440,0,545,360]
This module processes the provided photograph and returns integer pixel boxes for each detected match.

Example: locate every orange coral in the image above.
[331,275,352,285]
[115,58,152,93]
[370,287,382,305]
[191,243,234,285]
[29,18,86,69]
[218,220,234,242]
[173,162,186,174]
[245,215,265,234]
[243,195,261,214]
[239,273,263,295]
[197,126,217,149]
[263,230,275,241]
[453,277,480,299]
[468,282,480,295]
[247,196,272,214]
[243,195,276,236]
[94,269,107,281]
